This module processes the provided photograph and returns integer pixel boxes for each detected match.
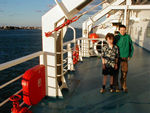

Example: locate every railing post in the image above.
[81,39,90,57]
[67,43,74,71]
[40,52,48,96]
[77,40,83,61]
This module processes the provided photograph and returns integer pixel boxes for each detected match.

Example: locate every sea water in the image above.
[0,28,82,113]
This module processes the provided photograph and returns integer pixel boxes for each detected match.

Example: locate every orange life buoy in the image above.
[73,45,79,64]
[89,33,99,43]
[73,51,77,64]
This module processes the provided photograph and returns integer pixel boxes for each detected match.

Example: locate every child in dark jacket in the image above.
[100,33,118,93]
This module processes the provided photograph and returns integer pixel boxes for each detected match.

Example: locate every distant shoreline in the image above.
[0,26,41,30]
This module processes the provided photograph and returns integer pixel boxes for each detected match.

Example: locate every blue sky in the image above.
[0,0,102,27]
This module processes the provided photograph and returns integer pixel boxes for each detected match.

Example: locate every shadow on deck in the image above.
[31,44,150,113]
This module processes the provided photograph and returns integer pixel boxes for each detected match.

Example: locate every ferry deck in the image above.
[31,44,150,113]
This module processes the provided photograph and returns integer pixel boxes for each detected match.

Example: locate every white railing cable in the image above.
[0,51,43,71]
[0,74,23,89]
[0,89,23,107]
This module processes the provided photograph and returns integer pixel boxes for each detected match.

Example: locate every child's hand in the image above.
[114,64,118,70]
[102,64,105,70]
[128,57,130,61]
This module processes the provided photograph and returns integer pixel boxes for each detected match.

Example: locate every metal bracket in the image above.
[55,0,70,19]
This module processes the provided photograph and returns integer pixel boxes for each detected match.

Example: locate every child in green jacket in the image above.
[113,25,134,92]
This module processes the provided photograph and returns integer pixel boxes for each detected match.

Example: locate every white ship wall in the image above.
[129,10,150,51]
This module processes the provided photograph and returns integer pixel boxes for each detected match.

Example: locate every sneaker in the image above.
[115,89,120,92]
[115,87,120,92]
[114,86,120,92]
[109,88,114,93]
[100,88,105,93]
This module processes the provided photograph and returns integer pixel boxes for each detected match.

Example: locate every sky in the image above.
[0,0,102,28]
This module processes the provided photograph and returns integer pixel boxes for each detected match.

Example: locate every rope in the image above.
[45,0,107,37]
[77,0,107,18]
[45,16,79,37]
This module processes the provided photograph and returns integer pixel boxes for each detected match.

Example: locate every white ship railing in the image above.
[0,51,44,107]
[0,51,43,71]
[0,35,106,107]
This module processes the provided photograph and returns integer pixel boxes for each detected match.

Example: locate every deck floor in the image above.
[31,45,150,113]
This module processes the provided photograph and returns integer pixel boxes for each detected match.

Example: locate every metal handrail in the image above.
[63,40,74,46]
[68,26,76,43]
[0,74,23,89]
[0,51,44,71]
[63,37,105,46]
[0,89,23,107]
[0,51,44,107]
[0,37,105,108]
[0,51,44,90]
[76,37,105,41]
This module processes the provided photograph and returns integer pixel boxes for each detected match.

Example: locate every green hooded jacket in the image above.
[114,33,134,58]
